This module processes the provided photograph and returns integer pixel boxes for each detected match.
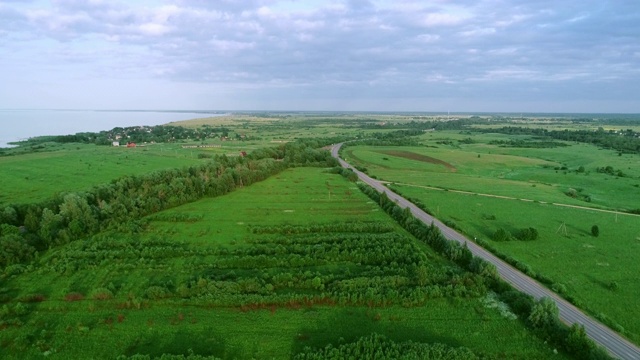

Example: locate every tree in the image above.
[1,206,18,225]
[58,193,98,239]
[527,297,559,330]
[591,225,600,237]
[0,234,35,266]
[564,323,591,358]
[39,208,63,245]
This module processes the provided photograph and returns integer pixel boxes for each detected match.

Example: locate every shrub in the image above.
[591,225,600,237]
[492,228,512,242]
[91,288,114,300]
[144,286,170,300]
[516,227,539,241]
[18,293,46,303]
[65,292,84,302]
[527,297,558,330]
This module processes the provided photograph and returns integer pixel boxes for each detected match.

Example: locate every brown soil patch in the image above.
[378,150,457,172]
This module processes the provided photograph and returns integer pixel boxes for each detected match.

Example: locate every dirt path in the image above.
[392,182,640,217]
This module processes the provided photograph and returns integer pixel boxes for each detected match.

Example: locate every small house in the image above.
[127,142,136,148]
[112,141,120,147]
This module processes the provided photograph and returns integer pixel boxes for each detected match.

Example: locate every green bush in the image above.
[492,228,512,242]
[516,227,539,241]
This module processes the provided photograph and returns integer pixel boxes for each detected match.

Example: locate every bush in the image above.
[527,297,559,330]
[92,288,114,300]
[492,228,512,242]
[516,227,539,241]
[591,225,600,237]
[144,286,170,300]
[65,292,84,302]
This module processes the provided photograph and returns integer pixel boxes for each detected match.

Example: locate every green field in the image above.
[1,114,633,358]
[0,168,562,359]
[0,143,211,205]
[342,129,640,342]
[0,114,401,206]
[343,132,640,210]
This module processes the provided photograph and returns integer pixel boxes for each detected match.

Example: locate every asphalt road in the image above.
[331,143,640,360]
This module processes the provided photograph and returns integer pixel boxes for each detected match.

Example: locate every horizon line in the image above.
[1,108,639,116]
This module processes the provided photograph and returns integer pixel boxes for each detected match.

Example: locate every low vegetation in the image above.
[1,112,635,358]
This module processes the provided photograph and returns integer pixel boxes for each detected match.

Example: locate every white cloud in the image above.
[0,0,638,112]
[419,12,469,27]
[138,22,171,36]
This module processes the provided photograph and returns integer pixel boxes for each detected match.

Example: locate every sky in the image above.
[0,0,639,113]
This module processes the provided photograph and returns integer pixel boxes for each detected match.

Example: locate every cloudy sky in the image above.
[1,0,638,112]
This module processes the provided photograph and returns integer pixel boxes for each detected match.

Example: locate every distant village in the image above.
[29,125,256,147]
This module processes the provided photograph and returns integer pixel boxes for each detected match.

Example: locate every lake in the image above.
[0,109,226,148]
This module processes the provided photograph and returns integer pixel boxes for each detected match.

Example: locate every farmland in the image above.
[0,143,205,205]
[341,126,640,343]
[0,114,395,206]
[1,112,636,358]
[0,168,561,359]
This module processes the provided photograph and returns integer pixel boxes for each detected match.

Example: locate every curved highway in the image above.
[331,143,640,360]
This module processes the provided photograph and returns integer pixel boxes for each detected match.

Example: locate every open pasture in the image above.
[391,183,640,343]
[0,168,561,359]
[0,143,210,205]
[344,130,640,211]
[169,114,403,144]
[342,128,640,343]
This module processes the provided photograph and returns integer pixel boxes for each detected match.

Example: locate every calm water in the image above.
[0,109,225,148]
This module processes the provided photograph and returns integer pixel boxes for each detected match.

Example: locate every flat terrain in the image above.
[342,130,640,343]
[0,168,561,359]
[0,143,208,205]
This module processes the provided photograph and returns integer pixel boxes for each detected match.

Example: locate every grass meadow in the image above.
[342,130,640,343]
[0,143,208,205]
[0,168,562,359]
[343,132,640,210]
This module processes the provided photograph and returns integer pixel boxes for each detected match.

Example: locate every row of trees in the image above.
[478,126,640,154]
[18,125,250,147]
[0,139,339,268]
[295,333,480,360]
[17,218,486,308]
[350,178,612,359]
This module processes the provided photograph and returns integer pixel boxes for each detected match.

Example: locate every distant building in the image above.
[112,141,120,147]
[127,142,136,148]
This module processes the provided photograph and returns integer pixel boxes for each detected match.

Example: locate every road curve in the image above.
[331,143,640,360]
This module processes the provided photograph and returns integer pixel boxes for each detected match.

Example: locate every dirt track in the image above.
[393,182,640,217]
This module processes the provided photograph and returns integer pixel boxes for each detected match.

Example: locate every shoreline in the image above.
[0,110,228,149]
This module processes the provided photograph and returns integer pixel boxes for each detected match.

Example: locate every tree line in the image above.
[349,176,612,359]
[0,138,339,268]
[295,333,481,360]
[477,126,640,154]
[14,124,255,148]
